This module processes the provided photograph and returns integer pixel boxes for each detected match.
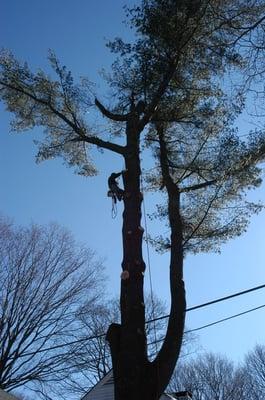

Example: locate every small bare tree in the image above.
[244,344,265,400]
[0,216,103,397]
[169,352,247,400]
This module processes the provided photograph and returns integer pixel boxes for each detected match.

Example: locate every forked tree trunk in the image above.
[106,115,186,400]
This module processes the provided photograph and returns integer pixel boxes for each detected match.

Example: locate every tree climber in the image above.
[108,171,125,202]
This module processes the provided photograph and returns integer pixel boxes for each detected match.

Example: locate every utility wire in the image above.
[12,283,265,358]
[148,303,265,347]
[148,282,265,324]
[186,303,265,334]
[20,303,265,363]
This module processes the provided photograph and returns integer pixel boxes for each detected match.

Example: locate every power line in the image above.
[185,303,265,334]
[12,282,265,358]
[148,303,265,347]
[148,282,265,324]
[15,300,265,359]
[15,302,265,366]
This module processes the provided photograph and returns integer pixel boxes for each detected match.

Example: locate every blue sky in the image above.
[1,0,265,371]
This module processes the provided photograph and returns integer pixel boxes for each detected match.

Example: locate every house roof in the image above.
[0,389,19,400]
[81,372,114,400]
[81,371,192,400]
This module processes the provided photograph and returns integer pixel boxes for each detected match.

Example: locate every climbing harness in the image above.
[108,171,125,201]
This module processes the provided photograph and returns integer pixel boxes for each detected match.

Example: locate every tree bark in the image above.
[107,109,149,400]
[150,125,186,398]
[106,118,186,400]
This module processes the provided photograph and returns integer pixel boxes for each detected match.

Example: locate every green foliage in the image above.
[107,0,265,253]
[1,1,265,254]
[146,106,265,253]
[107,0,263,108]
[0,50,96,176]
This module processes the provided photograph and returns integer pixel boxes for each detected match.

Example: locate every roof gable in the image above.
[81,371,114,400]
[82,372,192,400]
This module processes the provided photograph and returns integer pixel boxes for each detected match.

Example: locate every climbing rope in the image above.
[107,166,158,351]
[140,173,158,354]
[111,196,117,219]
[140,171,161,400]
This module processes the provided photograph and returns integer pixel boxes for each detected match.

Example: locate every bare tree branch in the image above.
[0,217,104,398]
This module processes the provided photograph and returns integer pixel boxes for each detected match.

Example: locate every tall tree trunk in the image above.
[107,110,149,400]
[106,118,186,400]
[150,124,186,398]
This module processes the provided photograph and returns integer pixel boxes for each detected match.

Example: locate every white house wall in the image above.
[82,371,177,400]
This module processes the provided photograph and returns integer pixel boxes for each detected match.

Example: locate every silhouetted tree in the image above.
[169,353,247,400]
[0,216,103,397]
[244,344,265,400]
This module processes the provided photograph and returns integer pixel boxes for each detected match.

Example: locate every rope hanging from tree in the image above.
[140,173,158,354]
[107,167,158,351]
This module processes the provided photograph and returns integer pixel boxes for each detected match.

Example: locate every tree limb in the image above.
[71,136,126,155]
[180,179,217,193]
[0,80,126,155]
[95,98,130,122]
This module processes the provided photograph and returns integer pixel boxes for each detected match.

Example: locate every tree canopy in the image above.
[1,1,265,254]
[1,1,265,399]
